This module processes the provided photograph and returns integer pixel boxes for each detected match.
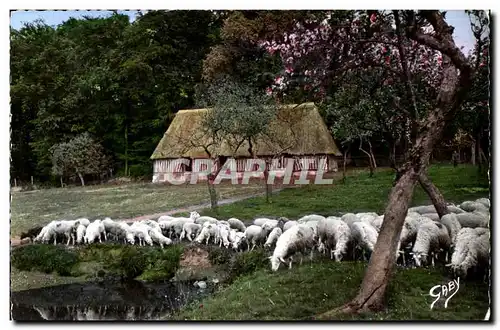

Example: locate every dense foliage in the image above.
[10,10,490,187]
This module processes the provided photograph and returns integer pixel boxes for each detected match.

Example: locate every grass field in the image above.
[195,164,490,220]
[10,180,268,237]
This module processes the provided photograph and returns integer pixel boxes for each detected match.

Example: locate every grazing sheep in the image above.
[102,218,118,240]
[264,227,283,250]
[148,228,172,248]
[411,221,451,267]
[349,222,378,261]
[76,218,91,227]
[228,229,238,243]
[283,220,298,232]
[227,218,246,232]
[169,218,196,240]
[84,220,106,244]
[455,211,489,228]
[370,215,384,232]
[140,219,161,233]
[459,201,489,214]
[115,222,136,245]
[129,223,154,246]
[409,204,465,215]
[475,198,490,209]
[244,225,267,251]
[317,217,351,261]
[261,219,279,231]
[34,222,58,245]
[231,232,247,251]
[341,213,359,227]
[297,214,326,224]
[440,214,462,247]
[303,220,319,238]
[75,224,87,245]
[180,222,202,241]
[217,225,231,248]
[217,220,230,227]
[269,225,316,271]
[194,215,218,226]
[253,218,273,227]
[194,224,218,245]
[447,227,490,279]
[421,213,440,221]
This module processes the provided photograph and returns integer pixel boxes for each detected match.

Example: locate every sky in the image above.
[9,10,477,54]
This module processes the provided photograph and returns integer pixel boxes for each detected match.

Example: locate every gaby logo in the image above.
[429,278,460,310]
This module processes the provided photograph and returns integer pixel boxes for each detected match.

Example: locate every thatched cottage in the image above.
[150,102,342,183]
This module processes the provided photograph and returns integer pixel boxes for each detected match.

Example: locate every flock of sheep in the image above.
[32,197,490,278]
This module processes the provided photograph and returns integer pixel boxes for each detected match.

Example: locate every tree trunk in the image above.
[264,159,272,203]
[418,173,449,218]
[317,15,473,315]
[368,140,377,170]
[77,172,85,187]
[207,173,218,211]
[471,140,476,165]
[60,176,64,188]
[124,124,129,177]
[359,138,374,177]
[343,144,350,184]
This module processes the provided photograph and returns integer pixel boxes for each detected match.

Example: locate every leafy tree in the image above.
[50,133,110,186]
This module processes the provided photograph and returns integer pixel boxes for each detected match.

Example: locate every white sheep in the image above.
[140,219,161,233]
[264,227,283,250]
[129,223,153,246]
[194,224,218,245]
[180,222,202,241]
[228,229,238,243]
[227,218,246,232]
[409,204,465,215]
[421,213,440,221]
[53,220,82,245]
[269,225,316,271]
[231,232,247,251]
[370,215,384,232]
[169,218,195,240]
[148,228,172,248]
[217,225,231,248]
[194,215,218,226]
[459,201,489,213]
[244,225,267,251]
[34,222,58,245]
[440,214,462,247]
[283,220,298,232]
[253,217,273,227]
[76,218,91,227]
[102,218,118,240]
[356,212,378,224]
[341,213,359,227]
[261,219,279,231]
[411,221,451,267]
[447,227,490,278]
[303,220,319,238]
[349,221,378,261]
[455,211,489,228]
[475,198,490,209]
[116,222,136,245]
[75,224,87,245]
[84,220,106,244]
[317,217,351,261]
[297,214,326,224]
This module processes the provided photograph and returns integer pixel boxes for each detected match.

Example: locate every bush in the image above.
[11,244,80,276]
[207,246,233,266]
[108,245,150,279]
[139,245,184,281]
[228,248,268,281]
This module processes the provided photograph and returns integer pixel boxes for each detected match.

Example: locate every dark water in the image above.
[11,280,212,321]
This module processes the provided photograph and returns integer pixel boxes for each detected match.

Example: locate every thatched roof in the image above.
[150,102,342,160]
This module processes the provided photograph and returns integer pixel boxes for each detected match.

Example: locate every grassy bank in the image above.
[10,244,185,292]
[174,260,489,320]
[195,164,489,220]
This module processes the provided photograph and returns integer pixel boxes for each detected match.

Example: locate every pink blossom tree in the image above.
[256,10,488,315]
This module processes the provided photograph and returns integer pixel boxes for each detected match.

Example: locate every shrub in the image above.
[207,246,232,266]
[11,244,80,276]
[228,248,268,281]
[139,245,184,281]
[108,245,150,279]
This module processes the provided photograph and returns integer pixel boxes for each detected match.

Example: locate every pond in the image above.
[11,279,212,321]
